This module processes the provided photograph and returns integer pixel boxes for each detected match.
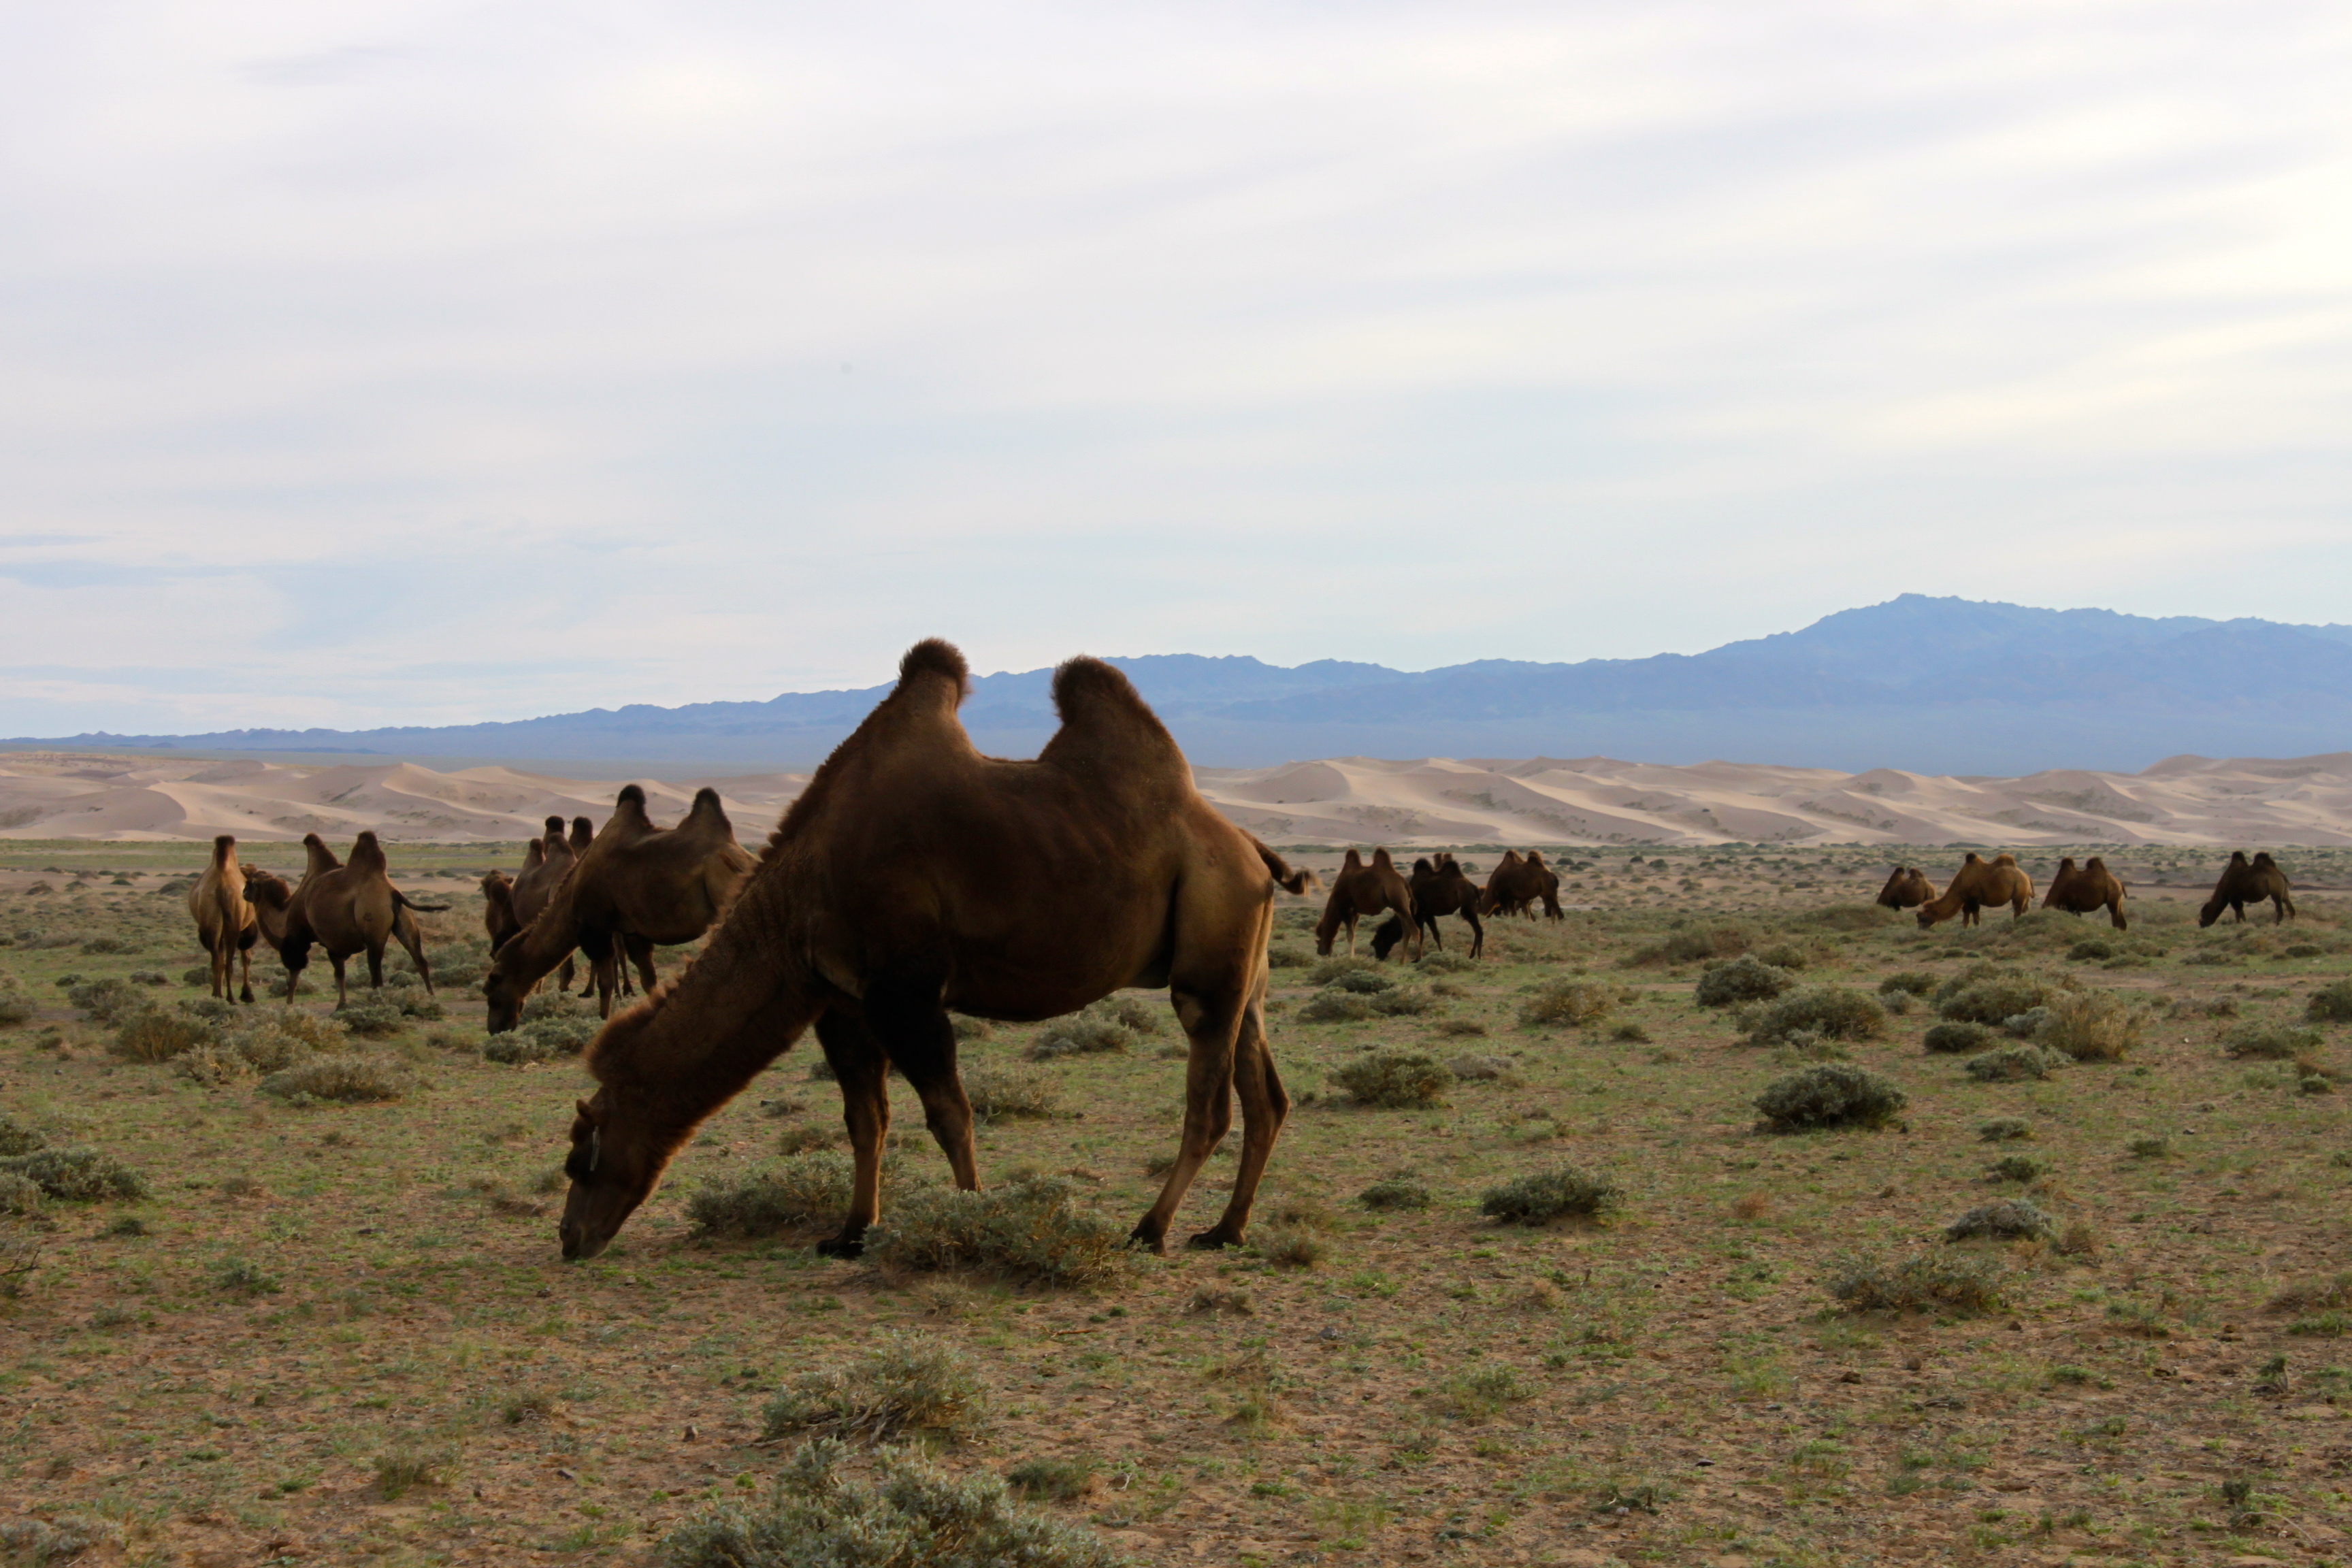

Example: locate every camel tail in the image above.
[394,891,453,913]
[1251,836,1317,896]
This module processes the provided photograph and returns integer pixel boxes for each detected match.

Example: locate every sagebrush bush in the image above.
[0,1147,148,1201]
[866,1176,1128,1287]
[1989,1154,2045,1182]
[172,1041,259,1088]
[0,1172,46,1216]
[79,935,135,956]
[1253,1224,1324,1268]
[374,1443,455,1501]
[1265,945,1311,970]
[67,977,144,1023]
[962,1065,1062,1121]
[1878,971,1936,998]
[1635,922,1758,966]
[1520,976,1631,1028]
[1329,1049,1451,1109]
[688,1153,851,1238]
[659,1437,1128,1568]
[2267,1273,2352,1316]
[760,1336,988,1443]
[0,977,32,1029]
[1964,1045,2068,1083]
[1307,957,1382,987]
[1415,949,1477,975]
[1030,1017,1136,1060]
[2221,1021,2324,1059]
[334,1002,406,1038]
[2038,990,2140,1062]
[2068,938,2116,962]
[260,1053,414,1103]
[1946,1198,2056,1241]
[483,1014,598,1065]
[224,1015,340,1072]
[1752,1064,1906,1132]
[1296,991,1373,1025]
[1936,970,2062,1025]
[1923,1021,1995,1055]
[1827,1251,2008,1313]
[1357,1173,1431,1211]
[108,1007,217,1063]
[1326,968,1394,995]
[2306,980,2352,1024]
[1005,1456,1098,1503]
[1694,956,1794,1007]
[1753,942,1811,970]
[0,1112,45,1158]
[1370,987,1438,1017]
[1978,1117,2033,1143]
[1478,1166,1620,1224]
[1742,987,1885,1049]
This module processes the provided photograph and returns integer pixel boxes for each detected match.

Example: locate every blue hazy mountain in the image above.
[26,596,2352,776]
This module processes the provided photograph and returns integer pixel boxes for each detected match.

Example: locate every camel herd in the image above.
[1875,847,2296,932]
[171,642,2315,1260]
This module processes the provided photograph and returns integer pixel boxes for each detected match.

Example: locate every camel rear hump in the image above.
[1039,657,1186,774]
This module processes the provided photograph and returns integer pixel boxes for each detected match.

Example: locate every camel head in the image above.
[483,944,532,1033]
[2197,899,2224,929]
[559,1089,668,1261]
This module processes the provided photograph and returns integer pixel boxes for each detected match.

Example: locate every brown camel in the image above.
[482,870,521,954]
[2043,855,2128,930]
[250,832,450,1006]
[189,834,258,1003]
[483,787,754,1031]
[1480,849,1564,919]
[1874,866,1936,910]
[1915,852,2034,928]
[2200,851,2295,927]
[557,638,1316,1263]
[506,817,581,993]
[1314,848,1420,959]
[1371,853,1485,960]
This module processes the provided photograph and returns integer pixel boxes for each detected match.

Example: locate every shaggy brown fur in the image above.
[1371,853,1484,960]
[189,835,258,1003]
[2044,855,2129,930]
[2200,850,2296,927]
[557,638,1316,1263]
[242,866,293,949]
[1316,847,1421,960]
[1874,866,1936,910]
[1480,849,1564,919]
[483,788,753,1031]
[1916,852,2034,928]
[260,832,450,1005]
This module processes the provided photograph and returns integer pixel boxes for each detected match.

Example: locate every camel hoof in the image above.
[1185,1228,1240,1252]
[1124,1226,1169,1256]
[815,1235,865,1260]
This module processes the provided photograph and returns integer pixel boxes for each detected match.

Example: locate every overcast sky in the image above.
[3,1,2349,734]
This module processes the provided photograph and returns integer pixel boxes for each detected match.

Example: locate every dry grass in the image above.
[760,1337,988,1443]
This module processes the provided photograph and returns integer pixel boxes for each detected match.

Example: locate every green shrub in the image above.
[2068,938,2116,962]
[1307,957,1383,987]
[259,1053,414,1103]
[1266,945,1312,970]
[1635,923,1759,966]
[223,1016,339,1072]
[0,979,32,1029]
[687,1153,851,1238]
[79,935,136,956]
[1296,990,1374,1024]
[1694,956,1795,1007]
[109,1007,217,1063]
[0,1172,45,1217]
[1923,1021,1995,1055]
[761,1336,987,1444]
[1329,1049,1451,1109]
[1415,949,1477,975]
[2038,990,2140,1062]
[0,1113,45,1158]
[2128,1136,2172,1159]
[1935,968,2061,1025]
[1753,1065,1906,1132]
[1827,1252,2008,1313]
[2306,981,2352,1024]
[1369,987,1437,1017]
[2265,1273,2351,1316]
[214,1256,282,1296]
[2221,1021,2325,1059]
[1946,1198,2055,1241]
[866,1176,1128,1287]
[396,994,444,1021]
[1478,1166,1620,1224]
[173,1041,259,1088]
[1440,1364,1535,1418]
[659,1438,1129,1568]
[1742,987,1885,1049]
[1520,976,1631,1028]
[1030,1017,1136,1060]
[1357,1173,1431,1211]
[1253,1224,1324,1268]
[374,1443,455,1500]
[0,1147,148,1201]
[1327,968,1395,995]
[1878,970,1937,998]
[1004,1456,1098,1503]
[1964,1045,2068,1083]
[334,1002,406,1038]
[962,1065,1062,1121]
[483,1013,598,1065]
[1754,942,1811,970]
[67,977,145,1023]
[1989,1154,2045,1183]
[1978,1117,2033,1143]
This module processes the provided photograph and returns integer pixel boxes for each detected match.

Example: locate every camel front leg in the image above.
[329,954,350,1009]
[860,981,978,1192]
[1190,975,1286,1251]
[624,934,657,999]
[1463,906,1485,960]
[1130,991,1241,1254]
[557,955,575,994]
[813,1010,891,1258]
[235,943,254,1005]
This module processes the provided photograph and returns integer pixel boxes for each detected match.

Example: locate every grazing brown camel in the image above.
[251,832,450,1006]
[1874,866,1936,910]
[2043,855,2128,930]
[482,870,522,954]
[1481,849,1565,919]
[189,835,258,1003]
[506,817,582,993]
[483,787,754,1031]
[1371,853,1485,960]
[557,640,1316,1262]
[2200,851,2295,927]
[1915,852,2034,928]
[1314,848,1421,960]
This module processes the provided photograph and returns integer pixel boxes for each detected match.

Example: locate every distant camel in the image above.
[1315,848,1420,960]
[568,816,594,856]
[1874,866,1936,911]
[1915,852,2034,928]
[1371,853,1485,960]
[1482,849,1564,920]
[483,787,754,1031]
[556,638,1316,1262]
[482,870,522,953]
[189,835,258,1003]
[508,817,581,993]
[2043,856,2128,930]
[248,832,451,1006]
[2200,851,2295,927]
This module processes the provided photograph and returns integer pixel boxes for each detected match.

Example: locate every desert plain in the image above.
[0,760,2349,1567]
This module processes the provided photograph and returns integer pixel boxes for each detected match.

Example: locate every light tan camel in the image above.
[1315,848,1421,959]
[2043,856,2128,930]
[1874,866,1936,910]
[1915,852,2034,928]
[483,787,754,1031]
[250,832,450,1006]
[189,835,257,1003]
[2200,851,2295,927]
[555,639,1316,1262]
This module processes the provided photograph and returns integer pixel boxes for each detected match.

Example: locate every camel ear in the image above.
[574,1097,602,1125]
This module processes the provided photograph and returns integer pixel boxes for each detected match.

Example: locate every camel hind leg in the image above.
[623,934,656,998]
[1133,892,1273,1254]
[329,953,350,1009]
[812,1009,892,1258]
[1186,970,1286,1252]
[392,908,434,994]
[1461,906,1484,960]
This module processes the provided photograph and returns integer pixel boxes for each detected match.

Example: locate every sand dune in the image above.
[7,747,2352,847]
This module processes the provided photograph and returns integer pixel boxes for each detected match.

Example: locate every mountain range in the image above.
[20,595,2352,776]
